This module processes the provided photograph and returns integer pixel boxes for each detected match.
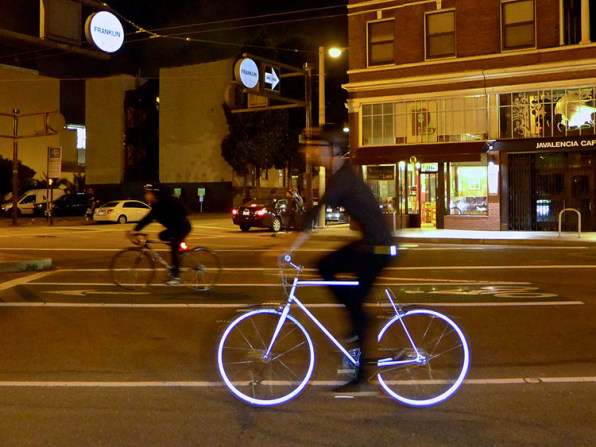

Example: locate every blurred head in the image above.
[143,183,160,203]
[302,124,349,170]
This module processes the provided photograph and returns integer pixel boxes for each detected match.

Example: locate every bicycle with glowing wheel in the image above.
[110,232,222,291]
[217,255,470,407]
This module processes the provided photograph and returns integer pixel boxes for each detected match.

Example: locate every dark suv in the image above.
[46,193,93,216]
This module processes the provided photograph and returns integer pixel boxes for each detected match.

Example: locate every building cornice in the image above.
[347,42,596,78]
[344,57,596,93]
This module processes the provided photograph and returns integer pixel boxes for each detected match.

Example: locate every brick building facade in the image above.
[345,0,596,231]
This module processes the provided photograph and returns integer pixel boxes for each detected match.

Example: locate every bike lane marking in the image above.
[0,377,593,387]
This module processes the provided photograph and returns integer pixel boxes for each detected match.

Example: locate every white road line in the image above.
[0,300,583,308]
[22,281,533,287]
[0,377,593,387]
[0,271,55,292]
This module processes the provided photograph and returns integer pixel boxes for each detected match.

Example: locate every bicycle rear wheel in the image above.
[109,248,155,289]
[376,308,470,406]
[179,248,222,291]
[217,309,315,406]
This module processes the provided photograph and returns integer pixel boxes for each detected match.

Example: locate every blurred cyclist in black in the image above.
[131,184,191,285]
[286,125,396,396]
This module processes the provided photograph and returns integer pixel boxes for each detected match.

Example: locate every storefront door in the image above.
[420,172,437,227]
[508,151,596,231]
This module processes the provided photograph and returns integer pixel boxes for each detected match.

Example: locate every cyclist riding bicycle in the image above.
[286,124,396,396]
[130,183,192,285]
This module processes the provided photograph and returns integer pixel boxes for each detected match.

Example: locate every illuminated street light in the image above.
[328,47,343,58]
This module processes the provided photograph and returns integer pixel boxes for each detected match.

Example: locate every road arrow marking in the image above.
[265,67,279,90]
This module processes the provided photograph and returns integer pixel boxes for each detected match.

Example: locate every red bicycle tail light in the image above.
[179,242,188,250]
[256,208,268,216]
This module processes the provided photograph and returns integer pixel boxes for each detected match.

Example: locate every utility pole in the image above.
[11,109,19,226]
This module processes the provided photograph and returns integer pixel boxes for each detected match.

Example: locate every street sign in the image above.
[85,11,124,53]
[48,146,62,178]
[264,65,280,92]
[234,58,259,89]
[197,188,206,196]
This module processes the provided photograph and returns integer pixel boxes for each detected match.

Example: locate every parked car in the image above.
[232,198,297,232]
[42,193,94,217]
[1,189,65,217]
[92,200,151,224]
[325,206,349,223]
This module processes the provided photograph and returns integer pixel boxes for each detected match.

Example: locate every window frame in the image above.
[424,8,456,60]
[500,0,536,52]
[367,18,395,67]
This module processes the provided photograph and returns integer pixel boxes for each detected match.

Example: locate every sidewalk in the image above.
[0,214,594,273]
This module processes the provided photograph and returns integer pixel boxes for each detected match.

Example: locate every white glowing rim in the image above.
[217,309,315,406]
[376,308,470,406]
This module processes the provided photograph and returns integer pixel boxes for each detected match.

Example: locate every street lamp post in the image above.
[318,46,327,228]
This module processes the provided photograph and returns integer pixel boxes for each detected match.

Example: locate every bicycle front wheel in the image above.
[180,248,222,291]
[109,248,155,289]
[217,309,315,406]
[376,308,470,406]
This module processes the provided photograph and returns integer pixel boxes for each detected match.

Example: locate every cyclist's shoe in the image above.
[165,277,182,286]
[332,378,378,397]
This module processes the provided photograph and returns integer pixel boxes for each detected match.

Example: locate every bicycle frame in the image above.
[264,261,423,369]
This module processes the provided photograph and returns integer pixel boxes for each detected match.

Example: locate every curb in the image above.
[393,236,595,247]
[0,258,53,273]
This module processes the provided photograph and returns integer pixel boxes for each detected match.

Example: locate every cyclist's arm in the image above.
[133,207,155,232]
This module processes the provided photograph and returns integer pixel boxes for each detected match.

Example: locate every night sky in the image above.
[0,0,348,78]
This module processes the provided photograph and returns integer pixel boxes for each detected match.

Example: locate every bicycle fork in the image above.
[377,289,426,368]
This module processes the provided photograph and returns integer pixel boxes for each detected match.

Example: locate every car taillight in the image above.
[107,209,113,214]
[232,209,238,215]
[256,208,267,216]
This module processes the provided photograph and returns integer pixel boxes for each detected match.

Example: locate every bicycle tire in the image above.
[179,248,222,291]
[217,309,315,406]
[109,248,155,290]
[376,308,470,406]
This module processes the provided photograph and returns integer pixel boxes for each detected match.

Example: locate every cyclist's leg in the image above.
[159,229,179,277]
[168,224,191,278]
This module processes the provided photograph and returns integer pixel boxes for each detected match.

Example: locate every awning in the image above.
[352,142,488,164]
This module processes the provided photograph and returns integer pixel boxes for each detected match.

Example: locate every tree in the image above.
[221,105,301,198]
[0,155,36,200]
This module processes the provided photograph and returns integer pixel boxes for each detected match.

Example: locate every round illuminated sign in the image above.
[85,11,124,53]
[234,58,259,89]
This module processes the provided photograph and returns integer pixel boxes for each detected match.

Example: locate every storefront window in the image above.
[362,165,396,212]
[362,95,487,146]
[407,163,420,214]
[449,162,488,215]
[499,87,596,139]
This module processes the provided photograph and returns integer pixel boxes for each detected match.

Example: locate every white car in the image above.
[93,200,151,224]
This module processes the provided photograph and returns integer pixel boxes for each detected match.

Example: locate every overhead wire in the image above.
[0,1,347,66]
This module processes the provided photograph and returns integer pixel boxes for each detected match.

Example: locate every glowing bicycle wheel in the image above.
[376,308,470,406]
[217,309,315,406]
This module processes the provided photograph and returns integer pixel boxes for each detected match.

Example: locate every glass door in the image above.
[420,172,437,227]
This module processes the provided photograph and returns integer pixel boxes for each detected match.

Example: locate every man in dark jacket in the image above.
[287,125,396,395]
[132,184,191,285]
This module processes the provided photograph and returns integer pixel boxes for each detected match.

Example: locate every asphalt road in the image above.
[0,217,594,447]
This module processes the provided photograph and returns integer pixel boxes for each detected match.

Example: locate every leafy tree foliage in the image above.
[0,155,36,199]
[221,105,301,191]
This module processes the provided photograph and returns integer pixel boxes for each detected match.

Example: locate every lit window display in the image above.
[361,95,487,146]
[499,87,596,139]
[362,165,397,212]
[449,163,488,215]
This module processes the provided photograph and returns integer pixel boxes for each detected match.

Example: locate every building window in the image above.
[368,20,394,66]
[501,0,535,50]
[425,10,456,59]
[562,0,582,45]
[449,162,488,216]
[361,96,487,146]
[498,87,596,139]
